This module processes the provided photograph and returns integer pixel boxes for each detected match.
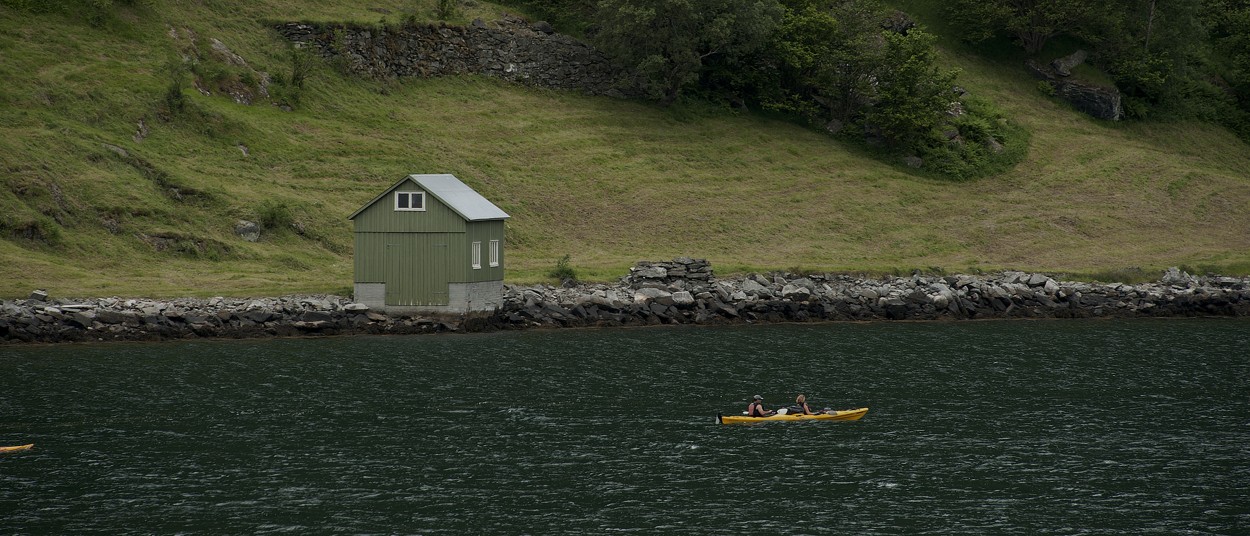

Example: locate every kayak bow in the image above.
[0,444,34,453]
[717,407,868,424]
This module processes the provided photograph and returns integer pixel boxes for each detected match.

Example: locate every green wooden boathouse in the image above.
[348,174,510,314]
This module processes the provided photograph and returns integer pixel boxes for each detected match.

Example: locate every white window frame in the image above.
[394,191,425,211]
[471,241,482,270]
[488,239,500,267]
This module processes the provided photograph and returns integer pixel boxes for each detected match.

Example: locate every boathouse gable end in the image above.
[349,178,467,234]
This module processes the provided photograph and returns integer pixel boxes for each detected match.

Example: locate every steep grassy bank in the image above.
[1,1,1248,299]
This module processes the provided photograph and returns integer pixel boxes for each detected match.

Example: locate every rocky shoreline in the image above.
[2,259,1247,344]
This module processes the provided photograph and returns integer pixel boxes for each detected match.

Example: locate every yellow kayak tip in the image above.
[717,407,868,425]
[0,443,35,453]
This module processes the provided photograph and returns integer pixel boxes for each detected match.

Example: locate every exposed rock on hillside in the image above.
[1050,49,1088,77]
[234,220,260,242]
[1028,59,1123,121]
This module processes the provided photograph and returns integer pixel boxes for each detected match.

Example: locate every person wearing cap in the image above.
[746,394,775,417]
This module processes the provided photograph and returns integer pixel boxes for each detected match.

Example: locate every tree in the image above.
[742,1,960,148]
[1086,0,1206,118]
[946,0,1094,54]
[763,0,885,123]
[1205,0,1250,101]
[592,0,781,105]
[867,29,959,147]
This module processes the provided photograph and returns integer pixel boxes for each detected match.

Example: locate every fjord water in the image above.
[1,319,1247,534]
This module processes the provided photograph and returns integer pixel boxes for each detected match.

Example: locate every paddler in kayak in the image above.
[791,394,817,415]
[747,394,776,417]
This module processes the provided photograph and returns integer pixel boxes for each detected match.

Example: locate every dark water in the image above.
[1,319,1248,534]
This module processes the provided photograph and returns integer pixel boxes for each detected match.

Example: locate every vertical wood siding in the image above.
[464,221,505,282]
[352,189,467,233]
[353,233,389,283]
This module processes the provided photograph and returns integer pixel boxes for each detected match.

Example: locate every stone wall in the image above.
[623,257,714,288]
[273,17,637,98]
[0,295,447,343]
[499,262,1249,328]
[3,264,1247,344]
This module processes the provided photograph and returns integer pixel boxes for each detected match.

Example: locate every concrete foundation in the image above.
[354,281,503,315]
[353,283,386,310]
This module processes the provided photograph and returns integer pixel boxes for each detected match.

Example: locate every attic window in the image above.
[395,191,425,211]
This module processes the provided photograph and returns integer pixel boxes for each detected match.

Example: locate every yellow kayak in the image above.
[0,443,34,453]
[718,407,868,424]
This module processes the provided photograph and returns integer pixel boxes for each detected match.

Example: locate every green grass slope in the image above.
[1,1,1248,299]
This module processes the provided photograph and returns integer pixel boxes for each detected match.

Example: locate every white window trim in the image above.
[488,239,500,267]
[471,241,482,270]
[394,191,426,212]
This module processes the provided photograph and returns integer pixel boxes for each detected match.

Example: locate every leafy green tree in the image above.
[735,1,961,149]
[521,0,1009,173]
[1087,0,1207,118]
[763,0,884,123]
[1205,0,1250,101]
[946,0,1094,54]
[592,0,781,105]
[867,29,959,148]
[1195,1,1250,132]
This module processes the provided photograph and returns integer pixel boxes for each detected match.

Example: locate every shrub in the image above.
[160,58,187,118]
[436,0,458,20]
[913,96,1028,181]
[256,200,294,233]
[547,254,578,283]
[163,80,185,116]
[1037,80,1056,97]
[269,47,316,108]
[289,46,315,90]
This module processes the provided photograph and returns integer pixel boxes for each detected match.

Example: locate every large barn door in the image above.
[384,233,451,306]
[383,238,407,306]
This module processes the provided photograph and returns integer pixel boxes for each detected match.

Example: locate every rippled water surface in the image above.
[2,319,1248,534]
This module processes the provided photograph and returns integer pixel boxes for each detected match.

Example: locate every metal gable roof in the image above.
[411,174,510,221]
[348,174,510,221]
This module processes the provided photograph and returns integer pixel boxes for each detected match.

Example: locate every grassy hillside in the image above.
[2,0,1249,299]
